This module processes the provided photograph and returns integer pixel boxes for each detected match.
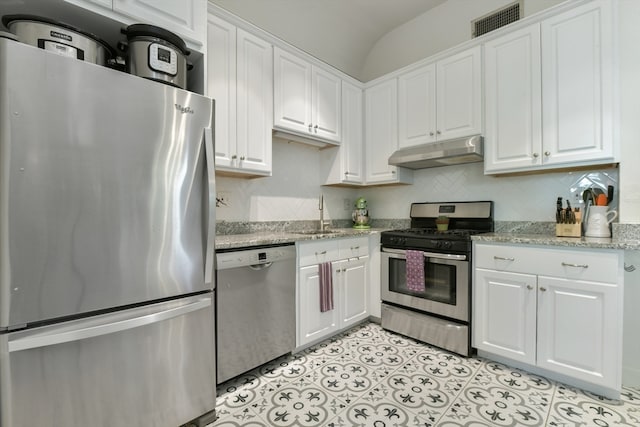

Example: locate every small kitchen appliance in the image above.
[2,14,115,65]
[120,23,191,89]
[352,197,370,229]
[380,201,493,356]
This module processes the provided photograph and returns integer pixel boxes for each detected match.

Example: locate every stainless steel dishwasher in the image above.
[215,244,296,384]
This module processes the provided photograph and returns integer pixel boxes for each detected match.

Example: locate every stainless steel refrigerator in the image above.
[0,38,216,426]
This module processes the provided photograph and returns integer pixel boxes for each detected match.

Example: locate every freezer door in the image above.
[0,294,216,427]
[0,40,215,328]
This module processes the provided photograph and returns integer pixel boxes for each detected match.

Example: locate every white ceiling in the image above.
[208,0,447,80]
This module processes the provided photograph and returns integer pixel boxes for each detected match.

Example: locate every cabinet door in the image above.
[235,29,272,175]
[297,264,340,347]
[436,45,482,141]
[474,268,537,365]
[398,64,436,148]
[312,67,342,143]
[114,0,206,47]
[207,15,236,170]
[484,24,543,173]
[541,0,614,165]
[365,79,400,183]
[536,276,620,390]
[273,48,312,136]
[340,257,368,327]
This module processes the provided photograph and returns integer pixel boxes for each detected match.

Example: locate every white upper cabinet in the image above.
[541,0,614,166]
[484,0,615,174]
[64,0,206,49]
[207,14,272,176]
[365,78,412,185]
[321,81,365,185]
[398,46,482,149]
[274,47,342,144]
[484,24,542,173]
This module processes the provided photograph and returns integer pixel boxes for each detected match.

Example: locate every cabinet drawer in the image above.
[338,237,369,259]
[474,243,620,283]
[297,240,340,266]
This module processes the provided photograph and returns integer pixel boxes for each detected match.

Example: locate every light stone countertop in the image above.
[472,232,640,250]
[215,228,385,250]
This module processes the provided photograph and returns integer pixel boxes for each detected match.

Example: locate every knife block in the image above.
[555,210,582,237]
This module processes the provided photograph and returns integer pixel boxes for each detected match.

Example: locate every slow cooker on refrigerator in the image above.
[120,23,191,90]
[1,14,115,65]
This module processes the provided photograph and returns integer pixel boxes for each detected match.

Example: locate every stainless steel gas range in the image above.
[380,201,494,356]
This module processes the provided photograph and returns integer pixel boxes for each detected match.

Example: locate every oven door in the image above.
[381,248,469,322]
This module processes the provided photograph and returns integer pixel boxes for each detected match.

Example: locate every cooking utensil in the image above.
[120,23,190,89]
[556,197,563,223]
[596,193,608,206]
[2,14,115,65]
[607,185,614,206]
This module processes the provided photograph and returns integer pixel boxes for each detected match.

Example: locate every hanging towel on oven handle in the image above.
[319,261,334,312]
[406,250,426,292]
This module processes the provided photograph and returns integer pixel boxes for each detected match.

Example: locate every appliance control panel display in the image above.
[148,43,178,76]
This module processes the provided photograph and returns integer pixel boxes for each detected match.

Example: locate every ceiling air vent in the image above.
[472,1,522,38]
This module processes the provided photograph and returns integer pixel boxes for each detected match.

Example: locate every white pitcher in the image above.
[584,206,617,238]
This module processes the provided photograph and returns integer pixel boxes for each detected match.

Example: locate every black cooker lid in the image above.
[2,14,116,56]
[121,23,190,56]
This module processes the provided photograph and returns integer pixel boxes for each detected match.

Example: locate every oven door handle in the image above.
[381,247,467,261]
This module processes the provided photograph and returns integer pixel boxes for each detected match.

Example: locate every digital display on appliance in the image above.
[157,47,171,64]
[258,252,267,261]
[439,205,456,214]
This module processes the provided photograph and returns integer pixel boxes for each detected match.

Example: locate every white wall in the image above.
[360,0,564,82]
[216,139,359,222]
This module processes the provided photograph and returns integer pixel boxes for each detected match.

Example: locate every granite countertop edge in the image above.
[215,228,385,250]
[472,233,640,250]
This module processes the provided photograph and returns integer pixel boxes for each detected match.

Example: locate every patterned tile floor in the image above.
[209,322,640,426]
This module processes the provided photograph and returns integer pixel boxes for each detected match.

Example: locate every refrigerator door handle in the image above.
[203,126,215,290]
[7,297,211,353]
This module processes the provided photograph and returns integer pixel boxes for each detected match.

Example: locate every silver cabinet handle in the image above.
[315,250,327,255]
[240,156,245,161]
[436,130,441,135]
[350,246,360,250]
[494,256,515,261]
[527,285,534,290]
[429,131,435,136]
[532,153,539,158]
[344,171,349,176]
[231,154,237,159]
[314,124,318,133]
[561,262,589,269]
[540,287,547,292]
[308,124,313,131]
[544,151,551,156]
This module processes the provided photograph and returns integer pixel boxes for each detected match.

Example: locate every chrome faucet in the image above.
[319,193,330,231]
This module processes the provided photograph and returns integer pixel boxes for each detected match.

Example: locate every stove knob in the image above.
[440,240,452,250]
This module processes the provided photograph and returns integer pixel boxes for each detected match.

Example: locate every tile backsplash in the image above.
[216,139,620,223]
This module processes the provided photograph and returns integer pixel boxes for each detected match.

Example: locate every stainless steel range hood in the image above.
[388,135,483,169]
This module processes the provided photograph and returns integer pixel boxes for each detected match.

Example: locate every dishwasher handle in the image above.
[248,262,273,270]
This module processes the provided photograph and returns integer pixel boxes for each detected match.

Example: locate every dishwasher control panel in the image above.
[216,245,296,270]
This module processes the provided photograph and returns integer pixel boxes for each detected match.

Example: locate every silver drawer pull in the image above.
[351,246,360,250]
[494,256,515,261]
[527,285,534,290]
[561,262,589,269]
[540,287,547,292]
[315,250,327,256]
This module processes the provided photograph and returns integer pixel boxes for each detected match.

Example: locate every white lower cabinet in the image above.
[473,242,624,398]
[297,237,369,349]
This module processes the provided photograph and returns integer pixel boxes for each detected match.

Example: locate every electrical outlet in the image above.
[216,191,231,208]
[343,198,351,210]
